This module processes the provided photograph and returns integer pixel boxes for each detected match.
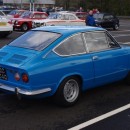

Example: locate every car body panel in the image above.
[0,16,13,37]
[0,26,130,98]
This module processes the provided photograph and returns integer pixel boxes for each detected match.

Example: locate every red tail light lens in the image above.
[22,73,29,83]
[15,73,20,81]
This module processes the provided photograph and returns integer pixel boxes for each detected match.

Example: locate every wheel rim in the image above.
[115,24,119,30]
[22,24,28,31]
[63,79,79,103]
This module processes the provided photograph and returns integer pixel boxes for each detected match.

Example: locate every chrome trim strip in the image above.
[0,84,51,96]
[53,33,87,57]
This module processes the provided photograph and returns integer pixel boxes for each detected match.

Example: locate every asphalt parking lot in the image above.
[0,19,130,130]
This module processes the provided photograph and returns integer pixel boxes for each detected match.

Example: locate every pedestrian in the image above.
[77,7,84,12]
[85,10,96,26]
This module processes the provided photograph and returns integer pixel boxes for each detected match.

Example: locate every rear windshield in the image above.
[9,31,61,51]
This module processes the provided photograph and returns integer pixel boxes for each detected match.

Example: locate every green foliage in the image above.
[55,0,130,15]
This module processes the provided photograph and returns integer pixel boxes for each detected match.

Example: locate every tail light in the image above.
[22,73,29,83]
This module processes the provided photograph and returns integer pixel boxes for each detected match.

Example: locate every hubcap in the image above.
[23,24,28,31]
[115,24,119,30]
[63,79,79,103]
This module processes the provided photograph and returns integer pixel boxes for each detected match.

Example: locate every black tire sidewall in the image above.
[54,76,81,107]
[21,23,28,31]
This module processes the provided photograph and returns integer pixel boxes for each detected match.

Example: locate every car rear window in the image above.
[9,31,61,51]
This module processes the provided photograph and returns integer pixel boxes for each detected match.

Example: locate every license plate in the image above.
[0,22,7,26]
[0,67,8,80]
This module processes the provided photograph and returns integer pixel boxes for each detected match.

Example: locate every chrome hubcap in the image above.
[63,79,79,103]
[115,24,119,30]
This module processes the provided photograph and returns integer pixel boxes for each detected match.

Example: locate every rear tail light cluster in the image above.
[14,72,29,83]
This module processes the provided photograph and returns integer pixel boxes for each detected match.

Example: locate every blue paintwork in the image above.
[0,26,130,98]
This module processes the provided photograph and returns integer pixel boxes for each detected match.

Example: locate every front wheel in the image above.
[53,77,81,107]
[21,23,29,31]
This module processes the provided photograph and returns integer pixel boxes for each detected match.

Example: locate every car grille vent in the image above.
[0,52,8,57]
[7,54,28,64]
[11,54,27,60]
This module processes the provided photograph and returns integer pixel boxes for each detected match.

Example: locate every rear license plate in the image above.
[0,22,7,26]
[0,67,8,80]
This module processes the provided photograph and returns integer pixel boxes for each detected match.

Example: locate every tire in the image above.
[21,23,29,31]
[113,23,119,30]
[53,76,81,107]
[124,72,130,85]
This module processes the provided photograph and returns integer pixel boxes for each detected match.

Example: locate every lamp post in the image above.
[20,0,23,9]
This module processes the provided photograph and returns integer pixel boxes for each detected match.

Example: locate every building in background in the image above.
[2,0,55,9]
[0,0,3,5]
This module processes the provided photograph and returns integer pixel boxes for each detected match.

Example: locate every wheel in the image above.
[124,72,130,85]
[113,24,119,30]
[21,23,29,31]
[54,76,81,107]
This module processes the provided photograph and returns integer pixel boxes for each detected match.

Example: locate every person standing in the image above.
[85,10,96,26]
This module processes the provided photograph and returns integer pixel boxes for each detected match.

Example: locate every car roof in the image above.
[32,26,105,35]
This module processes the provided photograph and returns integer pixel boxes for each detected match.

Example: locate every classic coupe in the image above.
[9,11,48,31]
[0,26,130,106]
[32,12,85,28]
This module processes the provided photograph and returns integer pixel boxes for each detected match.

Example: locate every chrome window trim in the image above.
[53,33,87,57]
[83,30,121,53]
[82,33,90,53]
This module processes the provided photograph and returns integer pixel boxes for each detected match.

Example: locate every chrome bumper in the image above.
[0,84,51,96]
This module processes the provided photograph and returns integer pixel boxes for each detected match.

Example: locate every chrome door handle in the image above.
[92,56,99,60]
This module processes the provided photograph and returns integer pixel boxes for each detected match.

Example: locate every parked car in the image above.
[94,13,119,30]
[0,15,13,38]
[9,11,48,31]
[32,12,85,28]
[0,26,129,106]
[7,10,26,19]
[74,12,87,20]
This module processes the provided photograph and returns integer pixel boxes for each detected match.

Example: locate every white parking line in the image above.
[68,103,130,130]
[113,34,130,38]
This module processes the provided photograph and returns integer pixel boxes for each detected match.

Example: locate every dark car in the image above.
[94,13,119,30]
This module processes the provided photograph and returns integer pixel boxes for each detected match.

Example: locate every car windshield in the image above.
[8,10,17,15]
[93,13,103,20]
[20,11,32,18]
[9,31,61,51]
[48,13,62,19]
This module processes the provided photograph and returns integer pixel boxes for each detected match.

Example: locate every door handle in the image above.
[92,56,99,60]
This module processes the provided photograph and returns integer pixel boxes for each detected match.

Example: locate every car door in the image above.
[54,33,95,89]
[102,14,113,28]
[83,31,128,86]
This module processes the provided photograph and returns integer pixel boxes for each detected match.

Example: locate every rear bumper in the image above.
[0,83,51,96]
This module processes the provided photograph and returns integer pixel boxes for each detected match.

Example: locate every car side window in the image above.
[104,15,113,20]
[84,31,110,52]
[106,32,120,48]
[41,14,47,19]
[34,14,41,18]
[64,15,69,20]
[54,33,86,56]
[69,15,76,20]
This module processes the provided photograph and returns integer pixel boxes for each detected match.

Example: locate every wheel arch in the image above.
[54,73,83,94]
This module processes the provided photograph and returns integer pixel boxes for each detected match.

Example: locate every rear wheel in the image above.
[54,76,81,107]
[124,72,130,85]
[113,23,119,30]
[21,23,29,31]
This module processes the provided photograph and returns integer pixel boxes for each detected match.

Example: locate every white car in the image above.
[0,16,13,38]
[32,12,85,28]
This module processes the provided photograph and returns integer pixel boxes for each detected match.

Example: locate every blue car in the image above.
[0,26,130,106]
